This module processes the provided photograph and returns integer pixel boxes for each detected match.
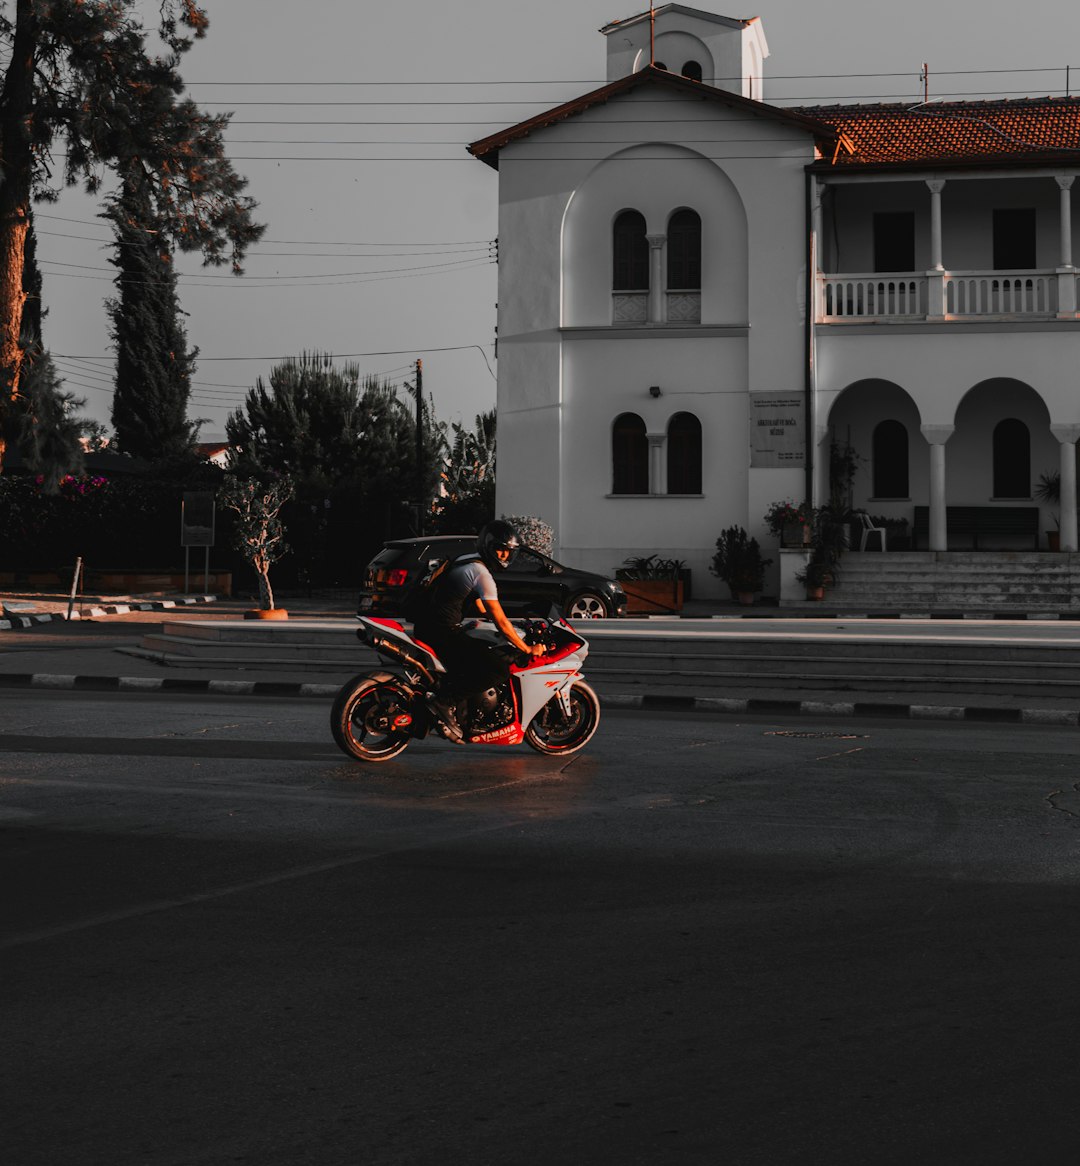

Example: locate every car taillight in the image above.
[386,568,409,587]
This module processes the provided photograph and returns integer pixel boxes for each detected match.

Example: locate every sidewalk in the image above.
[2,589,1079,727]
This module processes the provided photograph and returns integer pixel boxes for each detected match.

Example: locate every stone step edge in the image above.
[0,671,1075,726]
[0,596,216,630]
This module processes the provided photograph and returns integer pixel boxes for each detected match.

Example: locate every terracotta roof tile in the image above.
[792,97,1080,167]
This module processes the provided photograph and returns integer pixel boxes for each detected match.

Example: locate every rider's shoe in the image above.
[427,695,464,744]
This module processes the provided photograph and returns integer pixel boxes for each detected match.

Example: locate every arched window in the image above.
[613,211,649,292]
[872,419,909,498]
[667,412,702,494]
[681,60,703,82]
[667,209,701,291]
[993,418,1031,497]
[653,61,667,71]
[612,413,649,494]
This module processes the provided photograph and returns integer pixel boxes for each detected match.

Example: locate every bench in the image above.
[912,506,1040,551]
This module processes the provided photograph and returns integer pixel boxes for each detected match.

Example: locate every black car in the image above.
[358,535,627,619]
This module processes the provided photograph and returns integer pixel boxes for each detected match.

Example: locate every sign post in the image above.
[180,492,216,594]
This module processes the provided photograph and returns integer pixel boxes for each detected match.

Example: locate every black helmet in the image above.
[477,519,521,570]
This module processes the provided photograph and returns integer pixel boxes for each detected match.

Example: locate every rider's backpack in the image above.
[401,552,479,625]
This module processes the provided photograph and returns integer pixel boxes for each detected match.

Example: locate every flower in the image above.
[763,499,810,535]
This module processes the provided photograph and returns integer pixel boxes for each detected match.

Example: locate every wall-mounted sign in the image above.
[749,393,805,468]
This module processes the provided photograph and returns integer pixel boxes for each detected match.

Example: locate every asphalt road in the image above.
[3,692,1080,1165]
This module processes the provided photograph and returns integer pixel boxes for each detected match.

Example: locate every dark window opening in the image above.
[667,209,702,290]
[613,413,649,494]
[993,208,1036,270]
[653,61,667,71]
[667,412,702,494]
[613,210,649,291]
[873,212,915,273]
[992,417,1031,497]
[681,60,703,82]
[872,419,909,497]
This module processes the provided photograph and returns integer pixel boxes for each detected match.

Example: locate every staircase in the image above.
[826,551,1080,613]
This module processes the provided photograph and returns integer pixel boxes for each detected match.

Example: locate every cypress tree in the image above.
[107,175,198,459]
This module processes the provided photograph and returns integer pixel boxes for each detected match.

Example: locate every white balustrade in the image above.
[819,274,925,320]
[819,270,1059,320]
[945,271,1056,316]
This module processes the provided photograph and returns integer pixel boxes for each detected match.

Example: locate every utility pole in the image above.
[650,2,655,66]
[414,358,424,536]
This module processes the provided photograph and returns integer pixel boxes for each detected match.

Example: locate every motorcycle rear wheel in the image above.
[331,674,412,762]
[524,681,600,756]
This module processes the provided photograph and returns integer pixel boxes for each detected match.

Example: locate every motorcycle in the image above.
[330,614,601,763]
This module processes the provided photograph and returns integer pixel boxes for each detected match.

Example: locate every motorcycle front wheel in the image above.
[331,674,412,762]
[524,681,600,756]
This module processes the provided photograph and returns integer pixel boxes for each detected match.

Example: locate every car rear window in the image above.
[369,547,410,567]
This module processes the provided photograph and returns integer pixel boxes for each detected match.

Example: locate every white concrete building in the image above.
[470,4,1080,603]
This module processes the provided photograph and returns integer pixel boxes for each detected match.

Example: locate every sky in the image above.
[32,0,1080,441]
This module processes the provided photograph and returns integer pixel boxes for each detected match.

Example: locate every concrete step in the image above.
[138,618,1080,701]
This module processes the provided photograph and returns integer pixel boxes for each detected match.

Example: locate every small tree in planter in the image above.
[710,526,772,604]
[1034,471,1061,550]
[615,555,687,613]
[219,475,294,617]
[796,554,832,600]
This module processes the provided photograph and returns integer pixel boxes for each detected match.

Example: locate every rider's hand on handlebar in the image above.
[528,642,546,658]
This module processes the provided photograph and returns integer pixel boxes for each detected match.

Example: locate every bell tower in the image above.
[601,5,769,100]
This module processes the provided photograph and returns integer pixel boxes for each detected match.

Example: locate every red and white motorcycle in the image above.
[330,615,601,762]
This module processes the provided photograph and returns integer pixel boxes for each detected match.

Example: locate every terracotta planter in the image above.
[244,608,289,620]
[780,522,811,548]
[806,586,825,601]
[736,591,756,606]
[1048,530,1061,551]
[618,579,684,614]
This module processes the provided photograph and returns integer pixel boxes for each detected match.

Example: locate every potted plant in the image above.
[763,499,812,547]
[796,555,832,601]
[1034,471,1061,550]
[710,526,772,605]
[218,475,294,618]
[615,554,686,613]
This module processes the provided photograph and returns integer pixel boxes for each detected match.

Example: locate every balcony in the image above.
[818,270,1075,323]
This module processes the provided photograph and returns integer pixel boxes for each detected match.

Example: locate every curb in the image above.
[635,611,1080,621]
[0,595,217,631]
[603,693,1079,726]
[0,671,1076,726]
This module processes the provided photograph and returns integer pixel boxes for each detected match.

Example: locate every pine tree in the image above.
[0,1,263,470]
[107,174,199,460]
[225,353,443,501]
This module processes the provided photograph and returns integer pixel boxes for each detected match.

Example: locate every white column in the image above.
[646,233,666,324]
[647,432,666,495]
[813,179,825,320]
[1056,176,1077,316]
[921,424,954,551]
[1051,423,1080,551]
[926,179,946,318]
[927,179,945,269]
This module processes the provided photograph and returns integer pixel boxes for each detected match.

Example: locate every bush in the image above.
[502,514,554,556]
[710,526,772,594]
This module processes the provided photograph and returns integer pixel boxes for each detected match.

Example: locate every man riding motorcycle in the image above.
[413,520,545,743]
